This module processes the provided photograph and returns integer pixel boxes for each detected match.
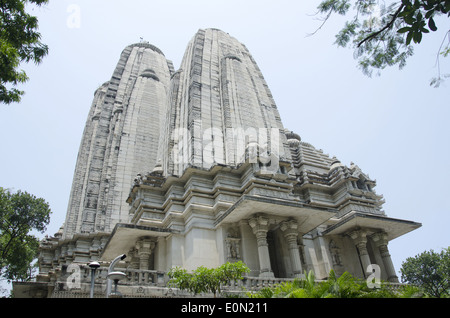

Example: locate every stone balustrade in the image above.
[224,276,296,290]
[62,265,405,298]
[77,265,165,286]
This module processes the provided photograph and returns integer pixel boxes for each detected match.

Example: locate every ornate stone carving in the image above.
[329,239,342,266]
[225,227,242,262]
[133,174,143,186]
[127,247,140,269]
[135,237,157,271]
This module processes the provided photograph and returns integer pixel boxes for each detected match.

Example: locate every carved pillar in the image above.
[280,220,303,278]
[248,215,274,278]
[371,232,399,283]
[348,229,371,278]
[316,225,333,276]
[136,237,156,271]
[127,248,140,269]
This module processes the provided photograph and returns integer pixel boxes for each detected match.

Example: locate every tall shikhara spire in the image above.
[63,43,174,238]
[159,29,290,176]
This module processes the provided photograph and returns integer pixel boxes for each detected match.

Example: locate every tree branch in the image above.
[306,9,333,37]
[357,3,405,48]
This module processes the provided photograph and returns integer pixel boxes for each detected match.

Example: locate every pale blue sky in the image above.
[1,0,449,288]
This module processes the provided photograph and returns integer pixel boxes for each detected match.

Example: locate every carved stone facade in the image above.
[13,29,421,298]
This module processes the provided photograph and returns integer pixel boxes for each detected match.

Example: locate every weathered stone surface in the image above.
[159,29,291,177]
[63,43,174,238]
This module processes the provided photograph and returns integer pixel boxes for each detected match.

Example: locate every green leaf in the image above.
[398,27,412,33]
[428,17,437,31]
[401,0,411,6]
[413,31,423,43]
[404,13,416,25]
[416,11,423,21]
[406,31,414,45]
[425,9,434,19]
[441,46,450,57]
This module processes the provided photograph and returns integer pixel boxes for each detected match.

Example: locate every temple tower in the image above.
[63,43,174,238]
[159,29,291,177]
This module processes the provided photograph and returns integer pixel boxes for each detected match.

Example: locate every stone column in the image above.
[248,215,274,278]
[348,229,371,278]
[316,225,333,276]
[280,220,303,278]
[135,238,156,284]
[136,238,156,271]
[371,232,399,283]
[155,237,166,271]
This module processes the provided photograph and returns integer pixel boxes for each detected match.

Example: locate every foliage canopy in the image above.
[400,247,450,298]
[315,0,450,85]
[168,261,250,297]
[247,270,402,298]
[0,187,51,282]
[0,0,49,104]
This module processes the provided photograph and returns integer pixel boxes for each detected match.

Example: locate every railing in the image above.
[224,276,295,290]
[122,268,166,286]
[79,266,166,286]
[66,266,406,297]
[84,266,404,290]
[223,276,406,293]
